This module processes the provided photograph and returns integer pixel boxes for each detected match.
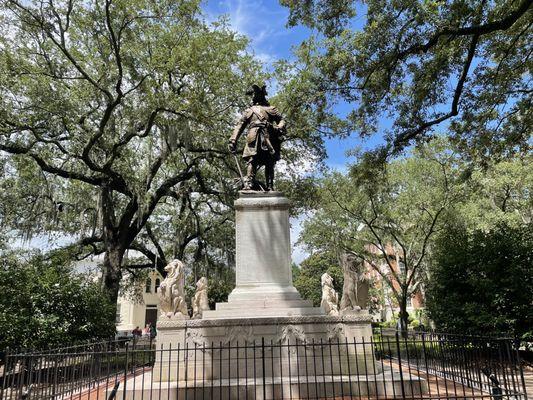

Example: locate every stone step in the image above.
[202,306,325,320]
[227,286,304,302]
[119,369,427,399]
[215,299,313,310]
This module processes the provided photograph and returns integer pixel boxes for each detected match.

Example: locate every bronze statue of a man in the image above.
[228,84,286,191]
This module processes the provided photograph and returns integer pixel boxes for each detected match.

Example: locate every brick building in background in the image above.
[362,243,426,324]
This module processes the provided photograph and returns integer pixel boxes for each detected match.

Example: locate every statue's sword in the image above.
[233,153,245,186]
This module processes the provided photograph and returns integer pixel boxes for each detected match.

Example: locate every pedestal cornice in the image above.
[157,314,372,330]
[234,191,290,210]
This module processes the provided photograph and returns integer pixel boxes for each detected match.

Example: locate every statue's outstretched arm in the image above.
[228,110,251,152]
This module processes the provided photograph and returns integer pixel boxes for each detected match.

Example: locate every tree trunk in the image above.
[99,184,125,304]
[101,247,124,304]
[398,296,409,338]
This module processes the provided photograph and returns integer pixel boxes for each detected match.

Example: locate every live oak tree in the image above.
[299,142,458,333]
[0,0,266,303]
[280,0,532,162]
[0,0,331,304]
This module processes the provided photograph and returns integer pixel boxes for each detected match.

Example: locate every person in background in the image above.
[142,325,150,336]
[132,326,142,337]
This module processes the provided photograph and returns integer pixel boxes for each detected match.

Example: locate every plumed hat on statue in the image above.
[246,84,269,105]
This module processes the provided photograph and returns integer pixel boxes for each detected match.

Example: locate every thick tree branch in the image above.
[396,0,532,60]
[393,33,480,148]
[127,241,166,275]
[102,107,161,170]
[145,222,167,266]
[53,235,104,261]
[123,161,199,244]
[125,263,154,270]
[0,142,104,187]
[105,0,123,97]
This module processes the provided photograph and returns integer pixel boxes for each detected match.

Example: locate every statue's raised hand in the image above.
[228,140,237,154]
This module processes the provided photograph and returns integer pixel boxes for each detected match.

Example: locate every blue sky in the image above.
[204,0,386,172]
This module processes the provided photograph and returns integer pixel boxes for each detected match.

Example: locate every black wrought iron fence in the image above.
[0,333,528,399]
[374,331,528,399]
[0,338,154,400]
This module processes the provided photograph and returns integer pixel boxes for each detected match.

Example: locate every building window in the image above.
[155,278,161,292]
[115,304,121,324]
[145,278,152,293]
[406,296,412,308]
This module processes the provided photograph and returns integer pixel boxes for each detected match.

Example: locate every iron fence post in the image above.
[394,331,406,398]
[491,385,503,399]
[123,342,129,400]
[515,341,528,400]
[421,332,433,398]
[261,337,266,399]
[52,353,58,399]
[0,347,9,399]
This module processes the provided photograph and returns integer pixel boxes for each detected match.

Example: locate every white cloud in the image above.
[9,233,73,252]
[256,52,276,65]
[212,0,290,66]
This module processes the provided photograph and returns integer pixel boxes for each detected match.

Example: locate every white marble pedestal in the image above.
[118,192,426,399]
[203,191,324,319]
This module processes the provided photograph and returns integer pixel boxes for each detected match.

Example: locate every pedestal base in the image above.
[122,191,429,398]
[120,314,427,399]
[117,370,428,400]
[153,313,376,383]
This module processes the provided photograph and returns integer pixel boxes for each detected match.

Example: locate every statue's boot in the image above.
[265,164,274,191]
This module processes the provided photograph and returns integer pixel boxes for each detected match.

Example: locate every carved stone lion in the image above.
[339,253,370,311]
[192,277,210,319]
[320,273,339,316]
[157,259,189,319]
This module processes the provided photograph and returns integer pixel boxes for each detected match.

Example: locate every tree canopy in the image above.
[457,155,532,230]
[0,0,325,302]
[299,139,460,330]
[280,0,532,162]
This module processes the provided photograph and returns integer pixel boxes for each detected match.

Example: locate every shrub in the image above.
[0,251,116,351]
[426,223,533,339]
